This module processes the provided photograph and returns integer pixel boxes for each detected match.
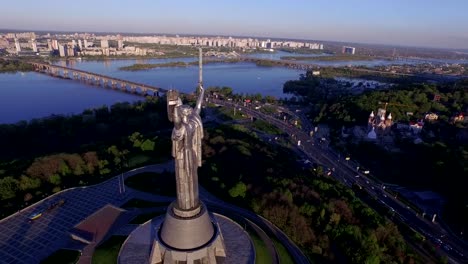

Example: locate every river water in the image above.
[52,57,303,96]
[0,57,303,124]
[1,52,466,124]
[0,72,142,124]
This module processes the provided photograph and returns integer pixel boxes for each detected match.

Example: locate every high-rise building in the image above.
[117,39,124,50]
[14,38,21,53]
[102,48,110,56]
[83,39,89,48]
[100,39,109,48]
[67,46,75,57]
[342,46,356,55]
[47,39,52,51]
[31,39,38,52]
[78,39,83,50]
[52,39,59,50]
[58,44,68,57]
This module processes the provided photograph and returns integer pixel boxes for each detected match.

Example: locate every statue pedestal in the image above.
[149,201,226,263]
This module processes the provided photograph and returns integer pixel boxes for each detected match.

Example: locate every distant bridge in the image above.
[30,62,167,97]
[26,59,465,95]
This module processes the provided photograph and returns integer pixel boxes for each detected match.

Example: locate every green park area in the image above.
[119,61,192,71]
[121,198,168,208]
[129,211,164,224]
[92,236,127,264]
[0,97,172,219]
[40,249,80,264]
[124,172,176,197]
[249,231,273,264]
[0,59,34,73]
[118,59,240,71]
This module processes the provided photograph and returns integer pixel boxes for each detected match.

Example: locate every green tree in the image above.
[49,174,61,185]
[59,161,71,176]
[83,151,99,174]
[129,132,143,148]
[0,176,19,200]
[140,139,155,151]
[98,160,111,175]
[107,146,129,167]
[73,165,84,176]
[18,175,41,191]
[229,181,247,198]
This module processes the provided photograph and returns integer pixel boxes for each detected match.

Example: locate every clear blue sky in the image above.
[1,0,467,49]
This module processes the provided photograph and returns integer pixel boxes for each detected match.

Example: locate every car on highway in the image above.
[28,211,43,221]
[310,163,333,176]
[28,199,66,222]
[358,166,371,175]
[46,199,66,211]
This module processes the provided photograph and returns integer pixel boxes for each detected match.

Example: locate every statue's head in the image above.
[179,105,193,123]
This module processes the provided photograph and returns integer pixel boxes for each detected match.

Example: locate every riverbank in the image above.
[48,54,197,62]
[0,59,34,73]
[118,59,242,71]
[280,55,389,61]
[278,47,333,55]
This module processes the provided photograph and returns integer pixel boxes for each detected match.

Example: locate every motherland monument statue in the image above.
[149,48,227,263]
[119,48,254,264]
[166,73,204,214]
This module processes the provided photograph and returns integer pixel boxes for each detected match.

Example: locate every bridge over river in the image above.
[30,62,167,97]
[26,59,465,97]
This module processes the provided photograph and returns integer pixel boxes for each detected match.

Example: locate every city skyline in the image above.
[1,0,468,49]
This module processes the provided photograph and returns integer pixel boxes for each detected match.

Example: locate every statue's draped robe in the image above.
[172,112,203,210]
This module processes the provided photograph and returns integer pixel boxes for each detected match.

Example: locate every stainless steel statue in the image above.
[166,87,204,210]
[166,48,205,212]
[147,48,227,263]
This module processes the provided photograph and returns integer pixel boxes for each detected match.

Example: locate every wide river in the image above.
[2,51,466,124]
[0,57,304,124]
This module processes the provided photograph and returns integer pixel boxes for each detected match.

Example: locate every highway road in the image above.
[209,97,468,263]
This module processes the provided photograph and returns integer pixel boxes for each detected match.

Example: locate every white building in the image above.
[31,39,38,52]
[52,39,59,50]
[47,39,52,51]
[58,44,68,57]
[14,38,21,53]
[101,39,109,49]
[342,46,356,55]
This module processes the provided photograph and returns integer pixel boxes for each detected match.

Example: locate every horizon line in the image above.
[1,27,466,52]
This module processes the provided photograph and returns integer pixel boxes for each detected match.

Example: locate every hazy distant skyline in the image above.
[2,0,467,49]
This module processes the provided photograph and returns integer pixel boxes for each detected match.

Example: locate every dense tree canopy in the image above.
[199,123,420,263]
[0,59,34,73]
[283,72,468,239]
